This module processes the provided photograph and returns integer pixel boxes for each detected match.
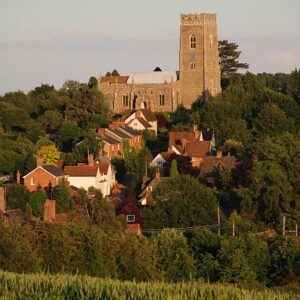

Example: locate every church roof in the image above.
[100,76,129,84]
[127,71,177,84]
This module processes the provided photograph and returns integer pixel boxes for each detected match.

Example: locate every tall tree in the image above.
[218,40,249,86]
[170,159,179,178]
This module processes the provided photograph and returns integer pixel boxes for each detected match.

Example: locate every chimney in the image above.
[44,199,56,222]
[88,154,94,166]
[136,109,142,117]
[192,124,198,132]
[155,169,161,180]
[36,157,44,167]
[16,170,21,184]
[216,149,223,158]
[0,187,5,213]
[181,138,187,153]
[98,128,106,137]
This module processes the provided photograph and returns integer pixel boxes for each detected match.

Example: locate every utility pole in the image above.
[296,224,298,238]
[217,204,221,235]
[232,219,235,237]
[282,214,286,236]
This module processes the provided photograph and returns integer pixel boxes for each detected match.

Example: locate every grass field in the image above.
[0,271,299,300]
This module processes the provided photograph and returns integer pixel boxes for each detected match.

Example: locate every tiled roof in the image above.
[110,128,131,139]
[64,166,99,177]
[128,117,152,128]
[119,125,140,136]
[185,141,211,158]
[127,71,177,84]
[139,177,169,198]
[141,109,157,122]
[199,156,236,177]
[43,165,65,177]
[102,136,120,145]
[169,131,197,146]
[100,76,129,84]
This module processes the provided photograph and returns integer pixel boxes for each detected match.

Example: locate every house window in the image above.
[159,94,165,106]
[30,177,35,185]
[134,122,138,126]
[126,215,135,223]
[122,95,129,107]
[190,62,196,70]
[190,35,196,48]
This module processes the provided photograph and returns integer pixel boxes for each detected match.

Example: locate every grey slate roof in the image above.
[43,165,65,177]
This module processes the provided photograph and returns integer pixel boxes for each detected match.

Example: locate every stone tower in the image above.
[179,13,221,107]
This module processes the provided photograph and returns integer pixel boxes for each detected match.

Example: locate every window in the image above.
[209,34,213,48]
[190,35,196,48]
[159,94,165,106]
[122,95,129,106]
[126,215,135,223]
[190,62,196,70]
[134,122,138,126]
[30,177,35,185]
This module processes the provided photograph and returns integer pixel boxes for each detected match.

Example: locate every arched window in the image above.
[159,94,165,106]
[190,35,196,48]
[122,95,129,106]
[190,62,196,70]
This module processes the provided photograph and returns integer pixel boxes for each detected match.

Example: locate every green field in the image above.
[0,271,299,300]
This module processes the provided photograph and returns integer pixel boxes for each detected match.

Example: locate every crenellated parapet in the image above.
[181,13,216,26]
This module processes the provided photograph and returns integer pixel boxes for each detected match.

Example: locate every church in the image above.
[98,13,221,113]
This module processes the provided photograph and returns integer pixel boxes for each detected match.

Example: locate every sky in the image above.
[0,0,299,94]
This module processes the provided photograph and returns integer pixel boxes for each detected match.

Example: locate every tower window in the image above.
[190,35,196,48]
[210,34,213,48]
[122,95,129,106]
[190,62,196,70]
[159,94,165,106]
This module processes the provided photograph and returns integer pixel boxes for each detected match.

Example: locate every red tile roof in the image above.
[100,76,129,84]
[64,166,99,176]
[185,141,211,158]
[169,131,197,147]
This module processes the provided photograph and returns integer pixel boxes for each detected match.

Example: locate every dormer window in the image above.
[190,35,196,48]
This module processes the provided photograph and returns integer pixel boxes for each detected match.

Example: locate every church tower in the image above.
[179,13,221,107]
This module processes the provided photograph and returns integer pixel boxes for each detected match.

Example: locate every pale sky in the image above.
[0,0,299,94]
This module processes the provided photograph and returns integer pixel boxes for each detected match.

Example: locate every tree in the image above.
[6,184,31,211]
[153,229,196,282]
[105,71,111,77]
[54,178,72,213]
[36,144,61,165]
[218,40,249,86]
[287,68,300,106]
[30,189,47,217]
[88,76,98,89]
[143,175,217,228]
[111,69,120,76]
[57,121,82,152]
[170,159,179,178]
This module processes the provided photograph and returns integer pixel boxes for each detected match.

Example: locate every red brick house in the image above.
[98,125,142,159]
[23,165,66,192]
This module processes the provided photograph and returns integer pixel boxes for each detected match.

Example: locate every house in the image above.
[118,188,143,226]
[168,126,212,168]
[98,125,142,159]
[64,154,116,197]
[139,170,169,206]
[23,163,66,193]
[122,109,158,134]
[150,151,172,168]
[199,150,236,185]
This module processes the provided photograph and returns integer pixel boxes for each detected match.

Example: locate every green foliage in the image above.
[153,229,196,282]
[111,69,120,76]
[287,69,300,106]
[218,40,249,86]
[57,120,82,152]
[54,178,72,213]
[6,184,31,211]
[88,76,98,88]
[170,159,179,178]
[143,175,217,228]
[30,189,47,217]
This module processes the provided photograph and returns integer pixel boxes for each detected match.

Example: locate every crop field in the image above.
[0,271,299,300]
